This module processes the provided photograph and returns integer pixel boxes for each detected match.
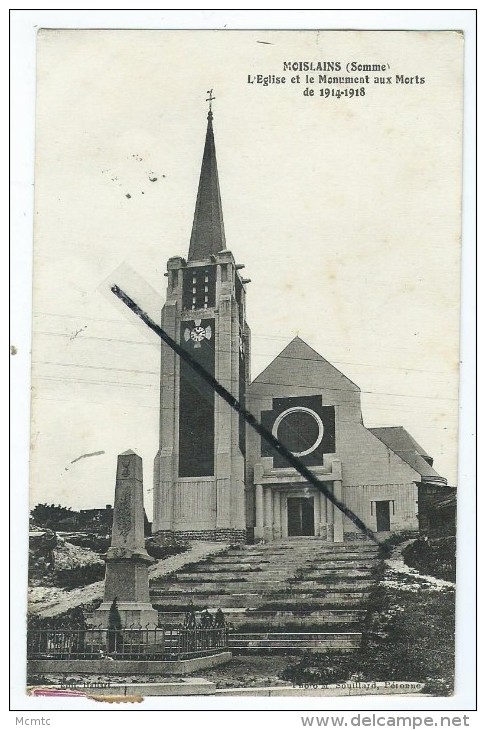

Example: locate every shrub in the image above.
[64,533,110,553]
[53,563,106,589]
[145,536,189,559]
[403,537,456,582]
[377,530,420,558]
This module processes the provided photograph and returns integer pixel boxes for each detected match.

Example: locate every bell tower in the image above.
[152,104,250,541]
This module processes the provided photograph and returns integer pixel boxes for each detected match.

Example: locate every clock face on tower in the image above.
[191,326,206,343]
[184,319,213,348]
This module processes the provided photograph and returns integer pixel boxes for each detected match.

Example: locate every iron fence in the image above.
[27,626,228,661]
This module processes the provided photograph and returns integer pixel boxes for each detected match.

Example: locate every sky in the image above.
[29,29,464,517]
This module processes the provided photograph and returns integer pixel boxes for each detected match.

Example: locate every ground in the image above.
[28,656,295,691]
[203,655,293,689]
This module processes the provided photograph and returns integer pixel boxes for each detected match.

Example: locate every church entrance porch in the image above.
[287,497,315,536]
[254,484,344,543]
[253,458,344,543]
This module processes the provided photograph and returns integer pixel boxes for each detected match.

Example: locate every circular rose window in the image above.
[272,406,324,457]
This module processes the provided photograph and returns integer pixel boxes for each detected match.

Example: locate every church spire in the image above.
[188,95,226,262]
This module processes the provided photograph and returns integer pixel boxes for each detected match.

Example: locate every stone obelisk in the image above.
[95,450,158,628]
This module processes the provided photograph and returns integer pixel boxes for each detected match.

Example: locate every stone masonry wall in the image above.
[153,529,247,543]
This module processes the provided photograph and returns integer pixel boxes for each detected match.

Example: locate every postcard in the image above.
[18,25,469,707]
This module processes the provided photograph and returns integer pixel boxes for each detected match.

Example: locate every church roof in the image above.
[188,110,226,262]
[369,426,445,482]
[251,336,360,392]
[369,426,430,459]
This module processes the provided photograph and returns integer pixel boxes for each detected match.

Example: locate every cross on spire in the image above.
[206,89,215,116]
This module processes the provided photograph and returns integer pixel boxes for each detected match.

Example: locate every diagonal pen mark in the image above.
[111,284,382,546]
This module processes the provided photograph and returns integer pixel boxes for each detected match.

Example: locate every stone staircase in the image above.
[150,538,381,652]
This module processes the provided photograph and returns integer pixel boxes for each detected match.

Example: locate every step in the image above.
[287,580,374,590]
[225,544,379,555]
[223,551,379,563]
[152,592,367,609]
[244,541,378,549]
[291,568,374,581]
[301,565,378,574]
[227,542,379,558]
[152,582,288,594]
[284,587,371,597]
[222,552,377,562]
[227,614,366,630]
[152,594,265,609]
[175,566,297,582]
[228,632,362,651]
[206,556,273,564]
[167,567,376,581]
[228,616,363,630]
[155,608,366,628]
[153,581,371,595]
[258,595,367,608]
[189,563,266,573]
[152,593,369,607]
[152,580,373,595]
[231,631,361,641]
[168,574,291,586]
[200,566,377,578]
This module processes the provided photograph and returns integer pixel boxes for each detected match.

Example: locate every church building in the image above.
[152,107,446,543]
